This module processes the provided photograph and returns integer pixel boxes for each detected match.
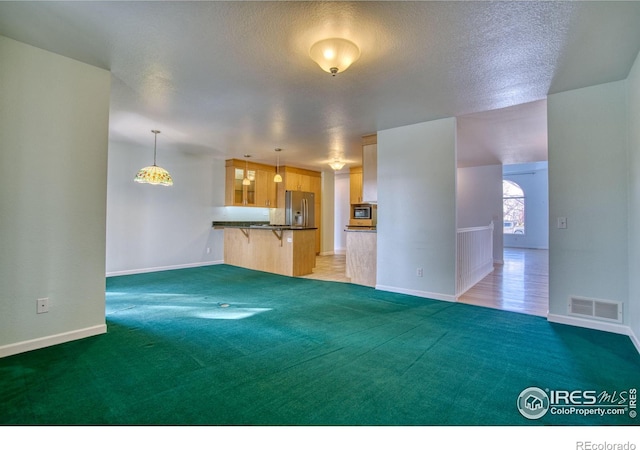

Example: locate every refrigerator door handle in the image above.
[303,198,308,227]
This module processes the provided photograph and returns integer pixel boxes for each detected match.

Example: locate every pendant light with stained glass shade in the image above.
[134,130,173,186]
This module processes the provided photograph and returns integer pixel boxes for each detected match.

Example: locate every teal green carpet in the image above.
[1,264,639,425]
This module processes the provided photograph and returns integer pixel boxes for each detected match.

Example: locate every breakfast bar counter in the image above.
[213,222,317,277]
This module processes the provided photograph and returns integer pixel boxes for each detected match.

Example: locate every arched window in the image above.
[503,180,525,234]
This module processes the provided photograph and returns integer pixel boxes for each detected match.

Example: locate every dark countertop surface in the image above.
[344,226,377,233]
[212,221,316,230]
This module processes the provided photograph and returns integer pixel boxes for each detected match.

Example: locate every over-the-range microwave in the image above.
[350,203,377,227]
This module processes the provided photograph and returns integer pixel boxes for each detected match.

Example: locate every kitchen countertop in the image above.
[344,227,377,233]
[212,221,316,230]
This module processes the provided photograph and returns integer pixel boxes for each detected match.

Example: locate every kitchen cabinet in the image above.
[225,159,276,207]
[346,229,377,287]
[225,161,322,253]
[255,169,277,207]
[349,135,377,204]
[225,164,256,206]
[285,171,311,192]
[350,166,363,204]
[362,134,377,203]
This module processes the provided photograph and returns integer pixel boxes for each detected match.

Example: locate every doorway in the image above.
[457,248,548,317]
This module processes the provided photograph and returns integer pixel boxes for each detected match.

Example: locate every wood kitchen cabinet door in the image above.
[225,166,255,206]
[226,159,279,207]
[286,172,311,192]
[255,169,277,207]
[350,166,363,204]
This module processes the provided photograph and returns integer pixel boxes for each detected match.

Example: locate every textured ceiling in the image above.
[1,1,640,170]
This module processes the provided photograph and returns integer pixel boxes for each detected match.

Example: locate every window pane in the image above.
[503,180,525,234]
[503,180,524,198]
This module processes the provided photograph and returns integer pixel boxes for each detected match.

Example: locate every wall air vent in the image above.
[569,296,622,323]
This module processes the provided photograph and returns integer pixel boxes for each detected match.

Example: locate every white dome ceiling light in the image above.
[309,38,361,76]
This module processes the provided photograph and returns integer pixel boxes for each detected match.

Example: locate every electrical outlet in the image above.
[557,217,567,229]
[206,247,211,254]
[416,268,423,277]
[37,298,49,314]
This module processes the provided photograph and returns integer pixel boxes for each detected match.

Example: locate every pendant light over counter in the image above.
[242,154,251,186]
[134,130,173,186]
[274,148,282,183]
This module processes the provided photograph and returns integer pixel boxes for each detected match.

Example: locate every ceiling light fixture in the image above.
[309,38,360,76]
[242,155,251,186]
[274,148,283,183]
[329,160,345,171]
[134,130,173,186]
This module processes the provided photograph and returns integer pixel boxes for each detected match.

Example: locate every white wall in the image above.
[457,164,504,263]
[503,162,549,250]
[0,37,111,356]
[377,118,458,301]
[627,49,640,345]
[334,172,350,254]
[106,144,274,275]
[547,81,629,324]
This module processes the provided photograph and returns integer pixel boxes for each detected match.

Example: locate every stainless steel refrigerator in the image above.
[285,190,315,228]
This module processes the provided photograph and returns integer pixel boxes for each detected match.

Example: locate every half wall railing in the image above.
[456,221,494,297]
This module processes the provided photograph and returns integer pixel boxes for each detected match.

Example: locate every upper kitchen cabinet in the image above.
[285,170,311,192]
[362,134,377,203]
[255,168,277,207]
[276,166,321,206]
[350,166,363,204]
[225,159,277,207]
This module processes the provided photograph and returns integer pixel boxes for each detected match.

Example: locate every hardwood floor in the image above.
[301,248,549,317]
[458,248,549,317]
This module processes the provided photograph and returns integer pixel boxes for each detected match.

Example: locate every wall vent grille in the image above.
[569,296,622,323]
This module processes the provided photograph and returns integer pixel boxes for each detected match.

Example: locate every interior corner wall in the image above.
[456,164,504,263]
[627,49,640,343]
[0,36,110,356]
[547,80,629,323]
[106,142,225,276]
[377,118,457,301]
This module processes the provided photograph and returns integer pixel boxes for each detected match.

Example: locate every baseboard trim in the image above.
[319,251,335,256]
[547,314,639,354]
[376,284,456,303]
[630,328,640,355]
[106,260,223,277]
[0,324,107,358]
